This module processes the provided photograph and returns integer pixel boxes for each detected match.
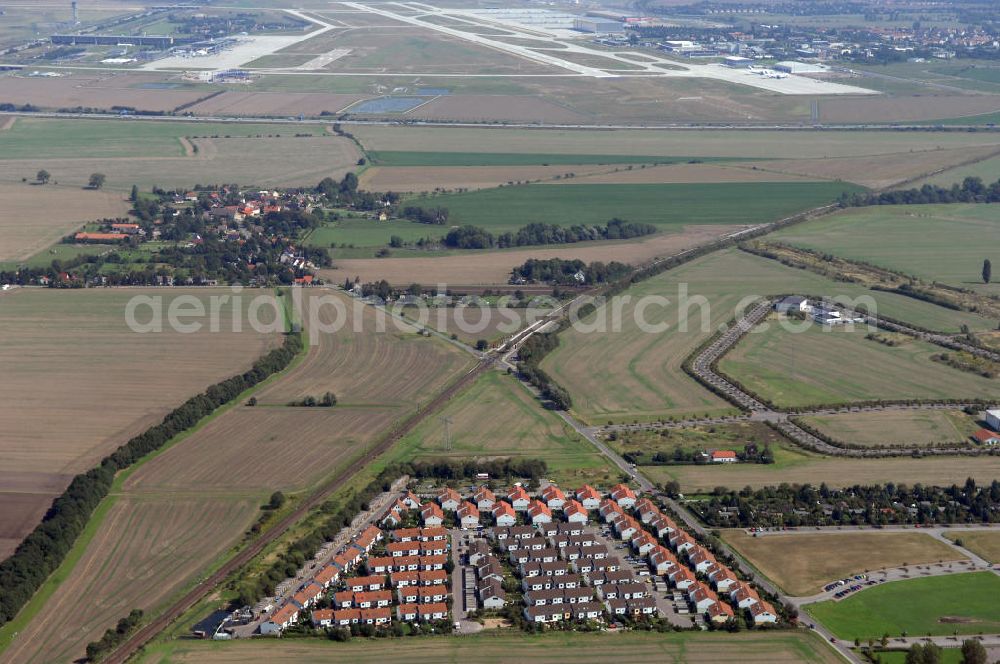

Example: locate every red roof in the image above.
[973,428,1000,443]
[711,450,738,460]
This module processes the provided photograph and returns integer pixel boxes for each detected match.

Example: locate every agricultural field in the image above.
[914,153,1000,187]
[808,572,1000,640]
[738,145,1000,189]
[397,303,546,346]
[721,530,966,596]
[797,409,978,448]
[391,371,616,486]
[403,181,864,233]
[2,288,473,663]
[134,627,845,664]
[644,453,1000,493]
[818,94,1000,124]
[944,531,1000,564]
[254,290,474,408]
[718,322,1000,408]
[0,117,360,191]
[319,225,735,285]
[0,183,130,263]
[366,151,720,167]
[0,288,277,560]
[771,204,1000,295]
[352,126,1000,160]
[540,248,992,425]
[0,73,209,114]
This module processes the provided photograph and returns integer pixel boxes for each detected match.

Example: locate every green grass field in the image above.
[368,151,745,167]
[808,572,1000,640]
[389,370,616,486]
[540,248,993,424]
[0,118,325,160]
[720,319,1000,408]
[798,409,977,447]
[134,628,844,664]
[771,204,1000,295]
[403,181,864,233]
[914,154,1000,187]
[873,650,964,664]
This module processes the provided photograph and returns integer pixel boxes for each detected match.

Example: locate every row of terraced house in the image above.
[259,490,455,635]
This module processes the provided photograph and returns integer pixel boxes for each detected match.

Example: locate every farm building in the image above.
[710,450,738,463]
[775,296,810,313]
[986,409,1000,430]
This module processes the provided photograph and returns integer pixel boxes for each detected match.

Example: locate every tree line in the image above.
[444,219,657,250]
[0,330,302,627]
[838,176,1000,207]
[85,609,143,662]
[518,327,573,410]
[690,478,1000,528]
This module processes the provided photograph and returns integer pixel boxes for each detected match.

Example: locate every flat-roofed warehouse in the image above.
[773,60,828,74]
[573,18,623,33]
[50,34,192,47]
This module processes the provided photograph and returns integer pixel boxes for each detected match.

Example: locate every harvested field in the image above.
[405,95,585,123]
[798,409,977,447]
[820,94,1000,124]
[555,163,816,184]
[722,530,965,596]
[914,153,1000,187]
[391,371,615,486]
[0,183,130,262]
[645,454,1000,492]
[319,225,737,285]
[944,531,1000,563]
[0,73,207,112]
[0,288,277,554]
[358,163,621,192]
[540,248,985,424]
[2,495,259,664]
[770,204,1000,295]
[255,291,474,407]
[134,627,844,664]
[737,145,1000,189]
[185,91,365,116]
[719,322,1000,408]
[123,407,394,494]
[400,304,550,346]
[352,126,1000,159]
[808,572,1000,639]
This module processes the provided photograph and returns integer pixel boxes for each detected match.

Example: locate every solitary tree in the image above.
[36,169,50,184]
[983,258,992,285]
[130,184,139,202]
[267,491,286,510]
[88,173,106,189]
[960,639,988,664]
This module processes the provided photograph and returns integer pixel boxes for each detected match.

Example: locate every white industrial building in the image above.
[987,409,1000,431]
[773,61,828,74]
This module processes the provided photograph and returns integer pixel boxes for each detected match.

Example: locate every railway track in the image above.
[103,359,489,664]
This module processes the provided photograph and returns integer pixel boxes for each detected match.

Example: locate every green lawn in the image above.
[403,181,864,233]
[873,650,964,664]
[389,370,616,487]
[0,118,325,160]
[719,319,1000,408]
[771,204,1000,295]
[369,151,745,167]
[304,218,438,251]
[808,572,1000,640]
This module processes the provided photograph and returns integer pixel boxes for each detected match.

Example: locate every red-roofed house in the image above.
[707,601,735,624]
[710,450,738,463]
[354,525,383,552]
[507,486,531,511]
[260,603,299,634]
[421,502,444,527]
[576,485,601,510]
[492,501,517,527]
[610,484,637,509]
[474,485,496,511]
[973,429,1000,445]
[314,565,340,588]
[437,487,462,510]
[457,501,480,528]
[749,600,777,624]
[541,484,566,509]
[563,500,589,524]
[527,499,552,525]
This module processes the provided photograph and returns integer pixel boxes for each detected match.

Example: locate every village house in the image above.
[507,486,531,511]
[492,501,517,527]
[527,499,553,525]
[710,450,738,463]
[478,578,506,609]
[563,500,589,524]
[576,485,602,510]
[437,487,462,511]
[457,501,480,528]
[749,600,778,624]
[541,484,566,509]
[421,502,444,527]
[610,484,637,509]
[474,485,496,511]
[259,604,298,634]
